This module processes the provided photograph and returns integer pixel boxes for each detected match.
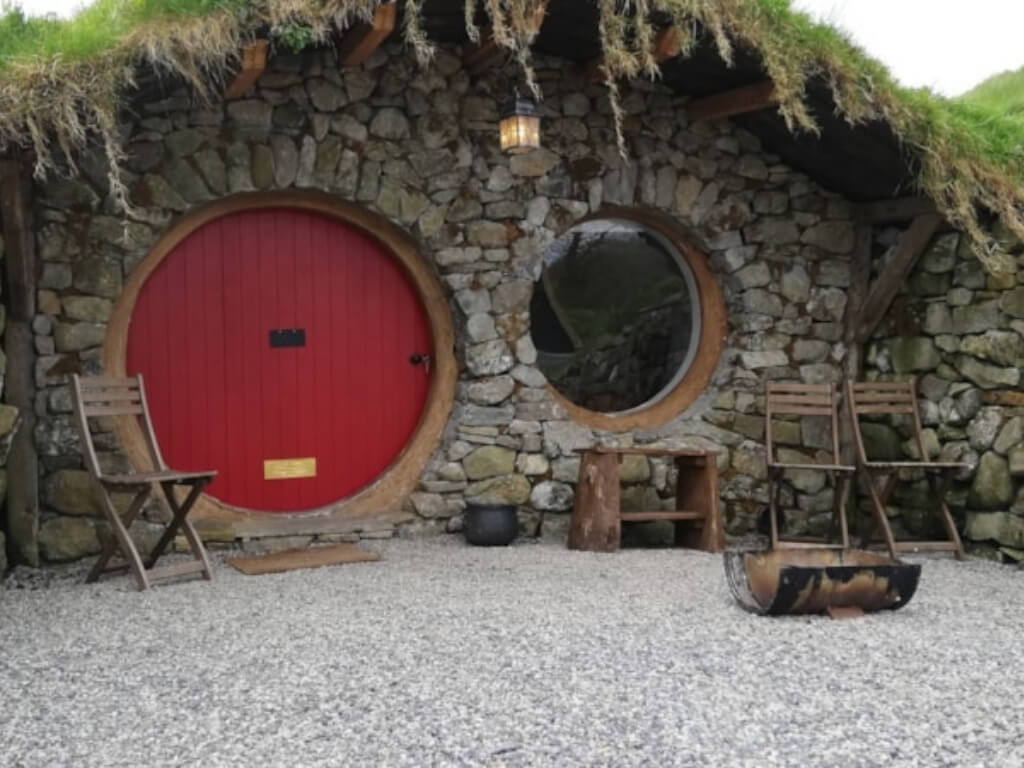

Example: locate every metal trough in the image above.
[724,548,921,616]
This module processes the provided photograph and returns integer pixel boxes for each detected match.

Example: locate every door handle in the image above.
[410,353,432,374]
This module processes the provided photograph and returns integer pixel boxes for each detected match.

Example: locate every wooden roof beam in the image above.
[586,25,681,81]
[464,2,547,75]
[686,80,778,122]
[224,40,269,100]
[857,213,943,343]
[337,2,397,68]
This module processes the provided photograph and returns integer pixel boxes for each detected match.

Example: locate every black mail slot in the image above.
[269,328,306,348]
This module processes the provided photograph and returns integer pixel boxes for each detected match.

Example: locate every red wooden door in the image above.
[127,207,432,512]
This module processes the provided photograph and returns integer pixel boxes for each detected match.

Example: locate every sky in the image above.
[13,0,1024,97]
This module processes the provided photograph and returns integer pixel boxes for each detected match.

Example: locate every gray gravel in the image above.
[2,537,1023,768]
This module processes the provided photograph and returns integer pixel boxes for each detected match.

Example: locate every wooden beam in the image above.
[839,224,873,472]
[337,2,397,68]
[0,154,39,566]
[857,213,943,343]
[686,80,778,122]
[854,196,938,224]
[224,40,269,100]
[464,2,547,75]
[586,24,681,81]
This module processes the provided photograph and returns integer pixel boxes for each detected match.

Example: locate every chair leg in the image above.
[927,472,965,561]
[862,470,898,560]
[768,473,780,549]
[834,473,851,550]
[87,485,152,589]
[153,480,214,580]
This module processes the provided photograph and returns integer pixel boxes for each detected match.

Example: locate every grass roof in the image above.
[962,66,1024,117]
[1,0,1022,274]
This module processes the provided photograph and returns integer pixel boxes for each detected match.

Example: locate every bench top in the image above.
[575,445,720,458]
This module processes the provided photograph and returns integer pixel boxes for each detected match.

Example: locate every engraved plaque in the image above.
[263,457,317,480]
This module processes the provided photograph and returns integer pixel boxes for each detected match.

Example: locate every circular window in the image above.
[529,211,725,430]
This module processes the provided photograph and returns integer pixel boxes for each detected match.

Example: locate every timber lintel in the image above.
[224,40,269,100]
[337,2,398,68]
[685,80,778,122]
[857,213,943,343]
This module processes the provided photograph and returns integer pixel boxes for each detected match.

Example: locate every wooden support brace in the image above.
[224,40,269,100]
[337,2,398,68]
[857,213,943,343]
[586,24,681,82]
[464,2,547,75]
[686,80,778,122]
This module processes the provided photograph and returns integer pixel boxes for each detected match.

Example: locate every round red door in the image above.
[126,207,432,512]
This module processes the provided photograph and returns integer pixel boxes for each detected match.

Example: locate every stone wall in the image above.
[863,225,1024,564]
[23,42,866,561]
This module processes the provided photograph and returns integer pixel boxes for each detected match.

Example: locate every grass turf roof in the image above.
[962,66,1024,117]
[0,0,1022,274]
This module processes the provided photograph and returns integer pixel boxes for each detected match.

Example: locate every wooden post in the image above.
[568,451,620,552]
[337,3,398,68]
[224,40,269,100]
[686,80,779,122]
[0,154,39,566]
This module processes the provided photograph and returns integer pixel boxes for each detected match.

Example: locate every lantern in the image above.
[499,92,541,154]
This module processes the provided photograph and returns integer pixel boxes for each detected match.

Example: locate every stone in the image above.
[968,452,1014,509]
[40,263,72,290]
[889,337,940,373]
[994,417,1024,455]
[54,322,105,352]
[516,453,549,476]
[193,149,227,195]
[922,304,953,336]
[542,421,594,456]
[952,300,1001,335]
[780,264,811,304]
[965,512,1024,549]
[921,233,958,273]
[744,217,800,245]
[226,100,272,132]
[343,69,377,101]
[956,356,1020,389]
[515,336,537,365]
[466,376,515,406]
[455,288,490,315]
[792,340,830,363]
[369,108,410,140]
[740,350,788,369]
[73,255,122,299]
[908,272,950,297]
[62,297,112,323]
[511,365,546,388]
[731,441,767,481]
[411,492,448,518]
[466,340,514,376]
[467,221,509,248]
[742,289,784,318]
[734,262,772,290]
[1010,446,1024,476]
[307,78,347,112]
[39,517,101,562]
[674,175,703,213]
[465,474,531,505]
[619,454,650,483]
[801,221,854,253]
[1000,287,1024,319]
[530,481,574,511]
[860,423,903,461]
[967,408,1002,451]
[466,313,497,343]
[736,154,768,180]
[492,281,532,313]
[461,405,514,426]
[141,174,188,210]
[162,157,212,203]
[41,179,99,210]
[510,149,559,177]
[960,331,1024,368]
[270,136,299,187]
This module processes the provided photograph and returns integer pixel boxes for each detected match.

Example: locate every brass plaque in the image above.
[263,457,317,480]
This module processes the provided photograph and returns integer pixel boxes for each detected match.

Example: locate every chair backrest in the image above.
[846,378,926,464]
[764,381,842,465]
[70,374,166,478]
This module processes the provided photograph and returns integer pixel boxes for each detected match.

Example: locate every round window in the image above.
[530,218,704,415]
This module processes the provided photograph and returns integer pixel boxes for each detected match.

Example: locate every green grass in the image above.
[0,0,246,72]
[961,66,1024,116]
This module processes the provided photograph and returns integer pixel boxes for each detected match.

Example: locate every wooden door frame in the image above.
[103,190,456,535]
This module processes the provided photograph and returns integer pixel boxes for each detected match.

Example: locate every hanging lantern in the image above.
[499,92,541,154]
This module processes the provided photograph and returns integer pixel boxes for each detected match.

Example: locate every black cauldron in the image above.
[463,504,519,546]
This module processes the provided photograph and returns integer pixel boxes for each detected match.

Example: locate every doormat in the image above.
[226,544,381,575]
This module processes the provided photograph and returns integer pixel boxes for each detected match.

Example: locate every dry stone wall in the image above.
[24,43,864,561]
[864,225,1024,564]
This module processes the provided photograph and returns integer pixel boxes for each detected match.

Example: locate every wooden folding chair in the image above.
[765,381,855,550]
[846,379,965,560]
[70,374,217,590]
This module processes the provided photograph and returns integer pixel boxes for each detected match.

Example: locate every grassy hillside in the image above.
[961,66,1024,116]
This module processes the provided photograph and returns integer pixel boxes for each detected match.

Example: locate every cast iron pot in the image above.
[463,503,519,546]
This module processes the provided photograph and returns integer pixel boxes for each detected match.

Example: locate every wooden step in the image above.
[620,510,704,522]
[893,540,959,552]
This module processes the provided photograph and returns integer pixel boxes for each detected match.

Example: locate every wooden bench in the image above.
[568,446,723,553]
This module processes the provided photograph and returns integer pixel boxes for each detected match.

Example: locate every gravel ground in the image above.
[2,537,1023,768]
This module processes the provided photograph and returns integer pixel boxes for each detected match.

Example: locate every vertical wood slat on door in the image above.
[126,207,432,512]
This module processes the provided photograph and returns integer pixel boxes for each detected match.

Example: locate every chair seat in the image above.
[768,462,855,472]
[863,461,968,471]
[99,469,217,487]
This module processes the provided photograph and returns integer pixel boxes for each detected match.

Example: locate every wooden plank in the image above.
[584,445,717,457]
[982,390,1024,406]
[337,3,397,68]
[146,560,208,581]
[224,40,268,100]
[858,213,943,342]
[0,154,38,566]
[766,382,834,392]
[226,544,380,575]
[686,80,778,122]
[568,452,621,552]
[465,2,546,75]
[620,511,703,522]
[854,197,938,224]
